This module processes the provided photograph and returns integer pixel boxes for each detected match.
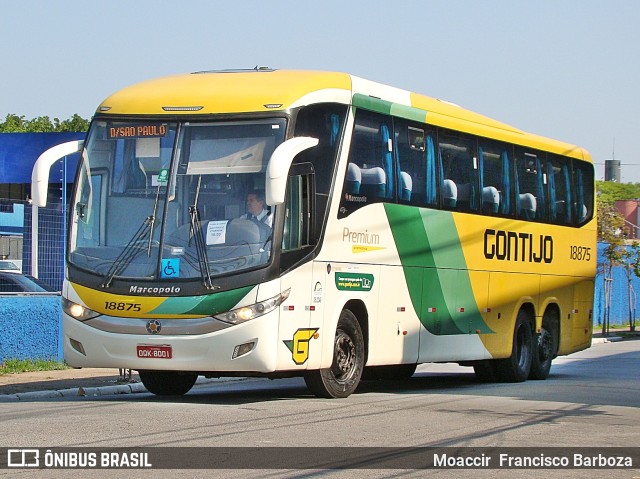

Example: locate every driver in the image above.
[240,190,272,228]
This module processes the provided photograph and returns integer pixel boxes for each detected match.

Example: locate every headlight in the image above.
[214,289,290,325]
[62,297,100,321]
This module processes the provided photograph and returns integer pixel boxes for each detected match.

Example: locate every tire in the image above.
[138,370,198,396]
[529,311,559,380]
[363,363,417,381]
[304,309,365,398]
[494,309,533,382]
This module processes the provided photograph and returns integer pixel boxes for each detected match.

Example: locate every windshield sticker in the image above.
[335,272,374,292]
[151,169,169,186]
[283,328,319,365]
[206,220,228,245]
[161,258,180,278]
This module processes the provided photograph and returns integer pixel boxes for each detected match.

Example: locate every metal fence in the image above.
[0,199,66,291]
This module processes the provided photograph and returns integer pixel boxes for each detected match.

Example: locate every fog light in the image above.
[232,341,256,359]
[70,338,86,356]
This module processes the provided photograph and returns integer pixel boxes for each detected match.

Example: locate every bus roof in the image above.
[97,69,590,161]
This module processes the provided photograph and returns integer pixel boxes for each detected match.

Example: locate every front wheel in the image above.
[304,309,364,398]
[138,370,198,396]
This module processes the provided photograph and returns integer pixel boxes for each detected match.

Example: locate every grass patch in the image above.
[0,358,68,375]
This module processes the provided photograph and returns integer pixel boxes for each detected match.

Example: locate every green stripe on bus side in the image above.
[352,93,392,115]
[352,94,428,123]
[390,103,428,123]
[150,285,254,316]
[385,204,492,335]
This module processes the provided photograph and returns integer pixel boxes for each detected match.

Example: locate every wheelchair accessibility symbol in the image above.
[161,258,180,278]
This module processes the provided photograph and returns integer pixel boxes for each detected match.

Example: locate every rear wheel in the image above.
[529,311,559,380]
[138,371,198,396]
[494,309,533,382]
[304,309,364,398]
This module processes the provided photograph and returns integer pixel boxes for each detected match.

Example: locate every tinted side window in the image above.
[573,160,594,225]
[478,140,514,217]
[439,132,478,213]
[548,154,573,225]
[516,149,547,222]
[294,103,347,237]
[395,119,437,208]
[340,110,394,217]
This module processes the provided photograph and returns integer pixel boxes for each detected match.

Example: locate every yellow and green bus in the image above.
[43,69,595,398]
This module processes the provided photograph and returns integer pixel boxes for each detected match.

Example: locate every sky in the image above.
[2,0,639,181]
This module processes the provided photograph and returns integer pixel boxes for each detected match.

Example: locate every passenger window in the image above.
[516,149,547,221]
[339,110,394,217]
[573,160,594,225]
[548,155,573,225]
[438,132,478,212]
[395,119,437,208]
[478,140,513,216]
[294,103,347,239]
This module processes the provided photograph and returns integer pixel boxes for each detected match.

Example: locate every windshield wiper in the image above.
[100,216,154,288]
[189,176,216,290]
[101,180,166,288]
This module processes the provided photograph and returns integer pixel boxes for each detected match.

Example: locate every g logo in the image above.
[283,328,319,365]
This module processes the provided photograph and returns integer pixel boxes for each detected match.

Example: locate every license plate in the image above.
[137,344,173,359]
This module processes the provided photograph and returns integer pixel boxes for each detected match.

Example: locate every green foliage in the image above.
[596,180,640,206]
[0,113,89,133]
[0,358,68,375]
[597,200,625,242]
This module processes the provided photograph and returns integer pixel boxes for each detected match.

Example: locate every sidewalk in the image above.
[0,368,145,401]
[0,367,246,401]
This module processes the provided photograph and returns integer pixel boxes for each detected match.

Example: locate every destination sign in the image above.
[107,124,167,139]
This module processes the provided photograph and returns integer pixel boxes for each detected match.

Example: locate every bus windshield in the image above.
[69,118,286,287]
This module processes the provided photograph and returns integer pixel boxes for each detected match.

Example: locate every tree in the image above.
[26,116,56,132]
[596,183,640,334]
[597,196,624,243]
[55,114,90,132]
[596,180,640,207]
[0,114,28,132]
[0,113,89,132]
[596,197,625,336]
[620,242,640,332]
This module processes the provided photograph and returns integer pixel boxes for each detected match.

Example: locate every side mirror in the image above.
[265,137,318,206]
[31,140,84,207]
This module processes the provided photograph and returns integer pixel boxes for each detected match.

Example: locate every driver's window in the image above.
[282,175,311,252]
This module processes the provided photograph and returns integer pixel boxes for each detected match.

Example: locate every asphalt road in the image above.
[1,339,639,479]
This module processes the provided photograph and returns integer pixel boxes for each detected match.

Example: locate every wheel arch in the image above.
[343,299,369,364]
[517,301,536,332]
[541,302,561,358]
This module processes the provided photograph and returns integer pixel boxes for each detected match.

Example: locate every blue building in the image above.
[0,132,84,287]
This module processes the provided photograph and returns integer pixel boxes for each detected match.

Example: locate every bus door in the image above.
[276,170,317,371]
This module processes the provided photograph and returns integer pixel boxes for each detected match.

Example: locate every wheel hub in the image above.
[332,330,356,380]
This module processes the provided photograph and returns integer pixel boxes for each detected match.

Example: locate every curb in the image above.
[0,382,147,402]
[0,376,245,402]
